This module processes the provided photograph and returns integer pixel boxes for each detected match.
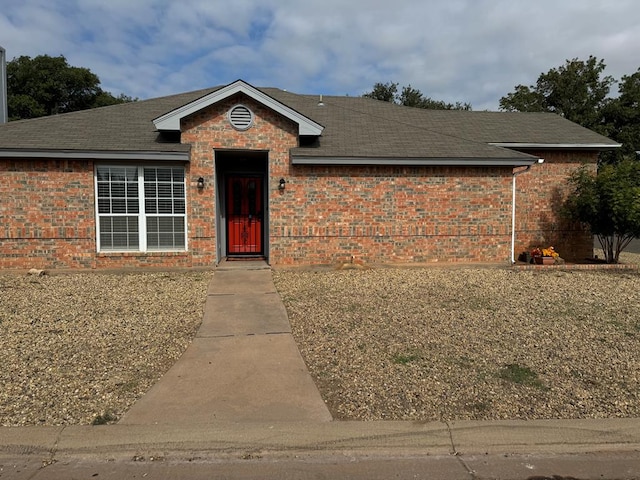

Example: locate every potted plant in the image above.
[531,246,559,265]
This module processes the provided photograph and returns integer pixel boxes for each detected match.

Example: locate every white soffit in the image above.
[153,80,324,136]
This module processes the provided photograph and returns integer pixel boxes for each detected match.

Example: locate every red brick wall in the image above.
[269,166,514,265]
[513,150,597,262]
[0,158,96,269]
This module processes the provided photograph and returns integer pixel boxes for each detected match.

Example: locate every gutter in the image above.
[291,156,537,167]
[490,142,621,151]
[511,158,544,263]
[0,149,190,161]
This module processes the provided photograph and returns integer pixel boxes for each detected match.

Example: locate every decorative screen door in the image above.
[226,176,263,255]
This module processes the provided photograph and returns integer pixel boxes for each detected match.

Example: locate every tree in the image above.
[563,159,640,263]
[7,54,135,121]
[602,68,640,158]
[499,56,615,135]
[363,82,472,110]
[363,81,398,103]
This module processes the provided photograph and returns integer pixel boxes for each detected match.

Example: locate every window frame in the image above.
[94,164,188,253]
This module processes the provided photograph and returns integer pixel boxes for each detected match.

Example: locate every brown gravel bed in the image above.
[0,271,212,426]
[273,260,640,421]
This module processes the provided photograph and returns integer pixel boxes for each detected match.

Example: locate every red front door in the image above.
[226,176,263,255]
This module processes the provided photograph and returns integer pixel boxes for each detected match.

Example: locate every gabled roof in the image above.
[153,80,324,136]
[0,80,620,166]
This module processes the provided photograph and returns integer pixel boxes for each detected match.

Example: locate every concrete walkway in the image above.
[120,263,332,424]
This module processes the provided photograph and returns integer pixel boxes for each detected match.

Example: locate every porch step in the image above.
[216,258,270,271]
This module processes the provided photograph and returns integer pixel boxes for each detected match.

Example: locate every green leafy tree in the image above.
[363,81,399,103]
[7,54,135,120]
[602,68,640,158]
[564,159,640,263]
[364,82,472,110]
[499,56,615,134]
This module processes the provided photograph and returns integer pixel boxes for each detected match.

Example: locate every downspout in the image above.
[0,46,7,124]
[511,159,544,264]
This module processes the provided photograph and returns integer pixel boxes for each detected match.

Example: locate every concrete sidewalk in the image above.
[120,264,332,424]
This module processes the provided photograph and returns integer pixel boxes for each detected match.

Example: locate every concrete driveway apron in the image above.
[120,267,332,425]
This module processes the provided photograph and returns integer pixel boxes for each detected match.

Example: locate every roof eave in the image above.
[0,149,190,161]
[291,156,537,167]
[153,80,324,136]
[490,142,621,150]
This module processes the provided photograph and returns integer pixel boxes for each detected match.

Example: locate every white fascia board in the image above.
[0,149,190,161]
[153,80,324,136]
[291,156,537,167]
[490,142,621,150]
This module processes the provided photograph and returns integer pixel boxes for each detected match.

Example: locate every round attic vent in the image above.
[228,104,254,130]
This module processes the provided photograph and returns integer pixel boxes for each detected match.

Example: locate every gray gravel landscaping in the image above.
[0,271,211,426]
[273,255,640,422]
[2,252,639,427]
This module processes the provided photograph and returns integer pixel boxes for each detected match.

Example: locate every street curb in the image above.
[2,418,640,458]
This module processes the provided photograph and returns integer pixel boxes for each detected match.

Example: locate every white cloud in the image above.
[1,0,639,110]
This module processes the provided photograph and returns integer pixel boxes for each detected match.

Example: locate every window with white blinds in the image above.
[95,166,186,252]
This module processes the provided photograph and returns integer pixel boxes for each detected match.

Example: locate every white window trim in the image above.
[94,165,188,253]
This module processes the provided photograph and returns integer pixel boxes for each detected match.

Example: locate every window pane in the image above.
[111,198,126,213]
[100,231,111,246]
[158,217,173,230]
[157,183,172,197]
[172,169,184,182]
[158,233,172,247]
[144,182,157,197]
[99,216,138,250]
[127,182,138,197]
[127,199,139,214]
[146,216,185,250]
[145,198,157,214]
[111,182,125,197]
[128,233,139,248]
[156,168,172,182]
[97,182,110,197]
[111,216,126,231]
[110,199,124,213]
[111,233,129,248]
[147,232,157,249]
[158,199,173,214]
[97,198,110,214]
[125,167,137,181]
[99,217,112,233]
[110,168,126,182]
[96,167,110,181]
[174,233,185,248]
[174,199,185,214]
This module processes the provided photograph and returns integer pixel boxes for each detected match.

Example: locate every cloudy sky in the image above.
[1,0,639,110]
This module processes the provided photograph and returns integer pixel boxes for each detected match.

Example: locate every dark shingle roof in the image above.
[0,84,619,162]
